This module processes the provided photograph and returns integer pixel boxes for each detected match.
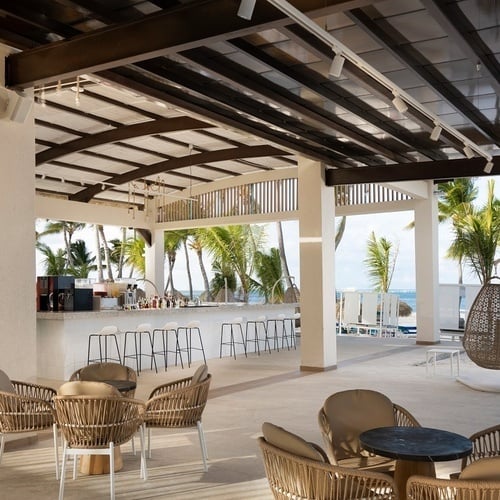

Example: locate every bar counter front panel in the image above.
[37,304,297,381]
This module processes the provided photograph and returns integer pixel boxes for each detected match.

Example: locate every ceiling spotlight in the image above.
[484,161,494,174]
[430,123,442,141]
[329,52,345,78]
[392,93,408,114]
[463,144,474,159]
[237,0,256,20]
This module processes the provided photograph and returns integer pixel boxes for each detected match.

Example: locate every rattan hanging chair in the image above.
[463,282,500,369]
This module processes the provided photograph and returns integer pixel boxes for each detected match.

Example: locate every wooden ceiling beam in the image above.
[5,0,379,89]
[36,116,211,165]
[70,144,287,202]
[325,157,500,185]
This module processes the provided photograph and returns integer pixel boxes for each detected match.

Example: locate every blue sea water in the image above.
[184,288,417,311]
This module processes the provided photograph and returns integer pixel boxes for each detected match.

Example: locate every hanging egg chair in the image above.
[463,282,500,369]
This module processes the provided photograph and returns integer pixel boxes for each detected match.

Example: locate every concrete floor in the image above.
[1,335,499,499]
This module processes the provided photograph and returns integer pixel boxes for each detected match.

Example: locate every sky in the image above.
[35,177,498,293]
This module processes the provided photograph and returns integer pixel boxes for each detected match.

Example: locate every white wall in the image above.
[0,82,37,378]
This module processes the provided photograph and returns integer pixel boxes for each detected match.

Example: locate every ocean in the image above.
[182,288,417,312]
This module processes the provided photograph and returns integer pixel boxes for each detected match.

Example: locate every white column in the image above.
[0,49,37,378]
[144,228,165,296]
[298,157,337,370]
[414,182,440,344]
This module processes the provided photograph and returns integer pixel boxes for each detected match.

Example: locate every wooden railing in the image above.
[155,178,298,223]
[335,184,411,206]
[155,178,411,223]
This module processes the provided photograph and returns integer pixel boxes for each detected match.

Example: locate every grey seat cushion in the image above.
[0,369,16,393]
[191,364,209,385]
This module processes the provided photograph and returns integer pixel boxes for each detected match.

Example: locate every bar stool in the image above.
[123,323,158,375]
[245,315,271,355]
[177,320,206,368]
[282,312,299,350]
[87,325,122,365]
[220,316,247,359]
[152,321,183,370]
[266,315,286,351]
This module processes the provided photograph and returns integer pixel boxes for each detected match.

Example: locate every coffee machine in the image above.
[36,276,75,311]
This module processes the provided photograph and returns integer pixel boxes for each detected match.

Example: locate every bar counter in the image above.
[37,303,297,381]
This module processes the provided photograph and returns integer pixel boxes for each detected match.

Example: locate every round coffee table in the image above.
[360,426,472,500]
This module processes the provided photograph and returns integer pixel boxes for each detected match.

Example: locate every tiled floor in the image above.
[1,335,499,499]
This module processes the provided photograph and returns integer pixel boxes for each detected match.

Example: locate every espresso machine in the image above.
[36,275,75,311]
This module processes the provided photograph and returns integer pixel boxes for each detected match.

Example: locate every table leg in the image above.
[394,459,435,500]
[79,446,123,475]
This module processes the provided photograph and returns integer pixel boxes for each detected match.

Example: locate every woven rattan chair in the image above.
[259,433,398,499]
[144,364,211,471]
[0,369,59,478]
[406,474,500,500]
[463,282,500,369]
[450,424,500,479]
[69,362,137,398]
[318,389,420,472]
[54,392,146,500]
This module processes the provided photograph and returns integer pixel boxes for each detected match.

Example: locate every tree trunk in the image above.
[335,216,347,249]
[63,227,74,268]
[196,248,212,301]
[94,225,103,282]
[183,239,193,299]
[98,225,114,281]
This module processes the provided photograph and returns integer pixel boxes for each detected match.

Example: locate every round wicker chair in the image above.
[144,365,211,470]
[69,362,137,398]
[463,283,500,369]
[53,393,146,500]
[0,369,59,478]
[407,474,500,500]
[258,434,398,499]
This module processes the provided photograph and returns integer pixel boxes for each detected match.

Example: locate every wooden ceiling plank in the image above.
[181,46,409,163]
[97,66,353,167]
[348,7,500,145]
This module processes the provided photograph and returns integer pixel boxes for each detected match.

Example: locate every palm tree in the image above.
[164,231,183,295]
[364,231,399,293]
[36,242,67,275]
[68,239,97,278]
[209,259,237,301]
[98,225,114,281]
[253,247,283,303]
[38,220,86,269]
[189,229,212,301]
[122,234,146,277]
[203,224,266,302]
[276,221,296,300]
[437,178,479,284]
[451,180,500,284]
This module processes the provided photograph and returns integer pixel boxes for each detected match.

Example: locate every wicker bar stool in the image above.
[87,325,122,365]
[220,316,247,359]
[152,321,183,370]
[245,315,271,355]
[123,323,158,375]
[177,320,206,368]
